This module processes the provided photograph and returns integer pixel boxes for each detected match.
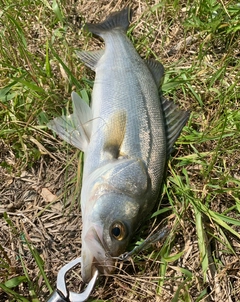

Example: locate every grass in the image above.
[0,0,240,301]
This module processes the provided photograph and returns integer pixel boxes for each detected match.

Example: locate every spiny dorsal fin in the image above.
[86,7,132,37]
[103,111,127,159]
[162,96,190,155]
[145,59,165,87]
[47,92,92,152]
[75,50,104,71]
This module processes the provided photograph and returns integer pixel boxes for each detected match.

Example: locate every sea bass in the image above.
[48,7,189,282]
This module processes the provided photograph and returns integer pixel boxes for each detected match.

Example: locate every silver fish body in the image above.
[48,7,189,282]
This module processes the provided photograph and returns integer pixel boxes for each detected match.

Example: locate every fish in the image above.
[48,7,189,282]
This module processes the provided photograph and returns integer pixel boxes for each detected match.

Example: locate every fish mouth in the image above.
[82,224,115,282]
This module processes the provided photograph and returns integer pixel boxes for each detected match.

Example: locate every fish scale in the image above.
[48,7,189,282]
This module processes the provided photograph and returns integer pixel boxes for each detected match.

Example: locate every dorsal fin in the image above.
[47,92,92,152]
[145,59,165,87]
[162,96,190,155]
[85,7,132,37]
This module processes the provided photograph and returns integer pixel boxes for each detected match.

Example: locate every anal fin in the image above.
[76,50,104,71]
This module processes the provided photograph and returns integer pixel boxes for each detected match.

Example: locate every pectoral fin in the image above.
[103,111,127,159]
[47,91,92,152]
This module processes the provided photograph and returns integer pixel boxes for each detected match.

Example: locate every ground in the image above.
[0,0,240,301]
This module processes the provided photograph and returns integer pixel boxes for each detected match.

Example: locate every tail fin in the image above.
[85,7,132,37]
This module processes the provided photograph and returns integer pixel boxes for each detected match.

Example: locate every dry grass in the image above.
[1,0,240,301]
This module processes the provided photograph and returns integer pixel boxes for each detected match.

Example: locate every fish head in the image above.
[81,192,140,282]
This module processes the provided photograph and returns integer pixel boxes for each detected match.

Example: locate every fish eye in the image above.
[110,221,127,241]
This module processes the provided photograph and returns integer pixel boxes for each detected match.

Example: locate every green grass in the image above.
[1,0,240,301]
